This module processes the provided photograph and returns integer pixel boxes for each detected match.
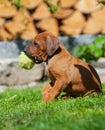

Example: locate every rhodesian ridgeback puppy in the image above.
[25,32,102,102]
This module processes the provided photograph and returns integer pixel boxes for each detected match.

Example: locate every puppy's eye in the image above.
[33,43,39,47]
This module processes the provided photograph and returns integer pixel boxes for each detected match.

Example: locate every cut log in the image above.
[21,0,42,9]
[62,11,85,25]
[92,6,105,27]
[0,27,12,41]
[0,6,17,18]
[53,8,73,19]
[37,18,59,36]
[21,22,38,40]
[61,11,85,26]
[60,25,82,36]
[75,0,101,14]
[83,17,102,34]
[60,11,85,36]
[32,3,52,20]
[13,9,32,24]
[0,18,5,27]
[5,21,25,36]
[60,0,77,8]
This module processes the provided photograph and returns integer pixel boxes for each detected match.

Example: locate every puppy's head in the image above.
[25,32,60,64]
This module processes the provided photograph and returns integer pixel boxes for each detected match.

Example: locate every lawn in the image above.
[0,84,105,130]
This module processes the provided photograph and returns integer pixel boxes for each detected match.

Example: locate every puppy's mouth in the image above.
[24,49,43,64]
[34,56,43,64]
[25,52,43,64]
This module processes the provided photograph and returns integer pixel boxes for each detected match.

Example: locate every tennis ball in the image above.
[18,52,34,70]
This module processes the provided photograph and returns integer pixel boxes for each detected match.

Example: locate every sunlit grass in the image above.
[0,84,105,130]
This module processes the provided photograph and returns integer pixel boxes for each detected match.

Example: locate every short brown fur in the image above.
[25,32,102,102]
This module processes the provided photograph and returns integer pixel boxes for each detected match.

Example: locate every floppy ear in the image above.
[46,35,60,56]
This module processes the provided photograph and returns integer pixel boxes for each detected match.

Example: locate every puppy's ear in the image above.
[46,36,60,56]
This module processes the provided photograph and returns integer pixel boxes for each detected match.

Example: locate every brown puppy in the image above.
[25,32,102,102]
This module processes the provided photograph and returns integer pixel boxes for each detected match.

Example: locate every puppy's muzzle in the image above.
[24,47,43,64]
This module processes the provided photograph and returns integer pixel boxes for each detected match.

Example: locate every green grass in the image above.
[0,84,105,130]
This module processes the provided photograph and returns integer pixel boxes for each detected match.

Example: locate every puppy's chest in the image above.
[45,65,51,77]
[45,65,55,81]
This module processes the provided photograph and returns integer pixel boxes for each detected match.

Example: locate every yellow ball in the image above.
[18,52,35,70]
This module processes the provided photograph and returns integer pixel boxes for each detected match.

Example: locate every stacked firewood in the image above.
[0,0,104,41]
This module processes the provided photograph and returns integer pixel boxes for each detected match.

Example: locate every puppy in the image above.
[25,32,102,102]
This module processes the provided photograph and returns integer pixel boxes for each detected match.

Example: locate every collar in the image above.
[45,47,61,64]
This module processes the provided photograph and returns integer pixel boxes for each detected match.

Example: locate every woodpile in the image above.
[0,0,104,41]
[60,11,86,35]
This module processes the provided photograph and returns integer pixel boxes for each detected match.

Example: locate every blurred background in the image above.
[0,0,105,87]
[0,0,105,40]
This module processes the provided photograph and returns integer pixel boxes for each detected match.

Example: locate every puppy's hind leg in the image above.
[83,90,99,97]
